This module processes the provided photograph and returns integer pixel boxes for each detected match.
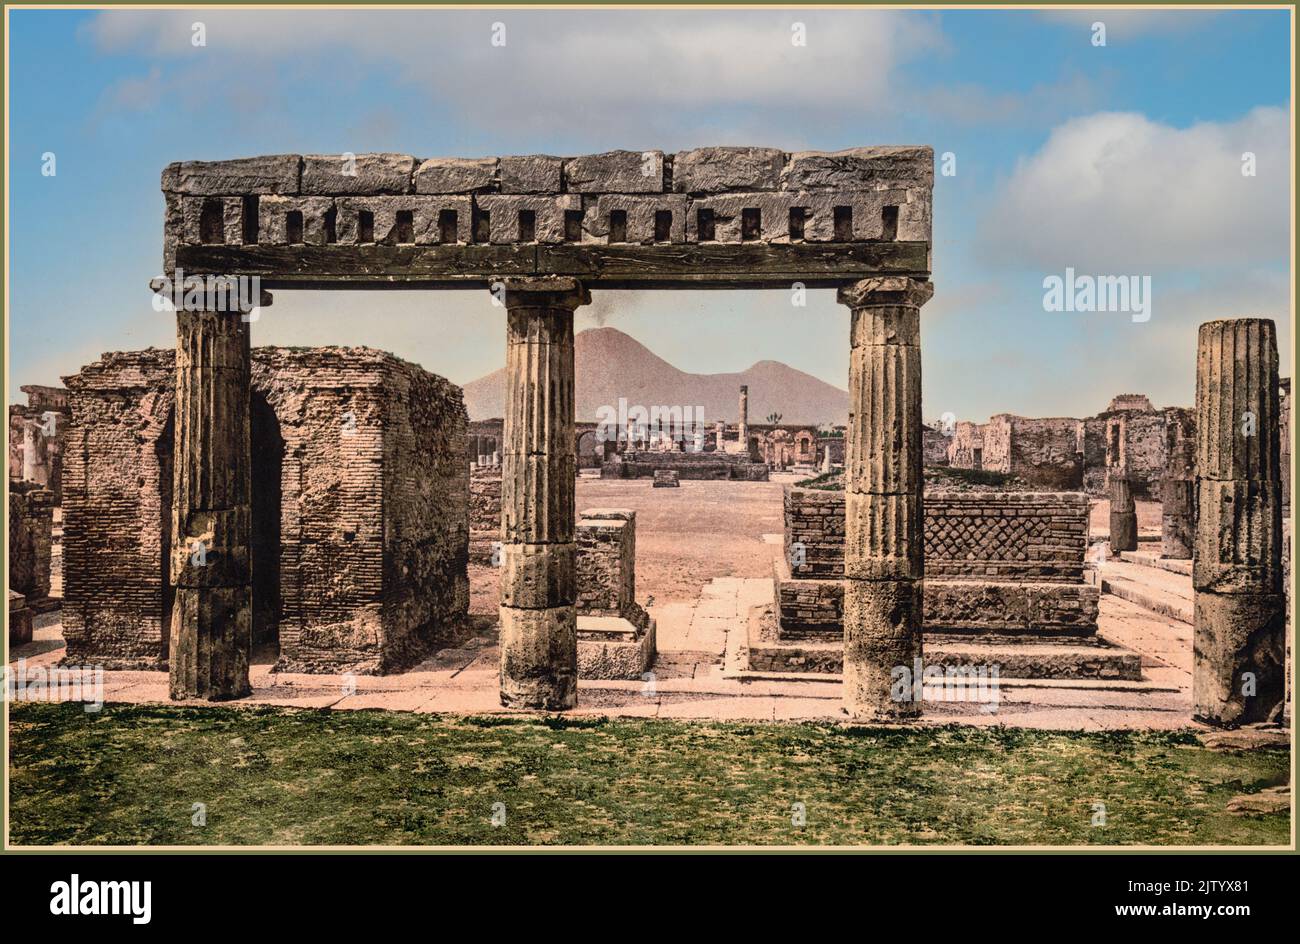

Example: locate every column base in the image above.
[1193,591,1285,726]
[499,604,578,710]
[168,586,252,701]
[842,578,923,721]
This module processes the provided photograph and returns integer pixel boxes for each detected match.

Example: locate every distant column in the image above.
[1193,318,1285,725]
[1161,411,1196,559]
[169,307,253,700]
[498,277,589,710]
[839,277,931,721]
[1108,475,1137,555]
[738,385,749,448]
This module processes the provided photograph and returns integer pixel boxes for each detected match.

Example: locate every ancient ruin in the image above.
[60,347,469,676]
[1192,319,1285,725]
[157,145,934,714]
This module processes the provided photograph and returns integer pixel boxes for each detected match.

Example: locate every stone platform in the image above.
[577,615,657,679]
[744,605,1143,681]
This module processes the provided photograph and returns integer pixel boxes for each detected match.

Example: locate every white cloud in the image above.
[81,9,942,139]
[982,107,1290,271]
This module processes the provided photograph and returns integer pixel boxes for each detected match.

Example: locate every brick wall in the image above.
[785,486,1090,581]
[60,346,468,672]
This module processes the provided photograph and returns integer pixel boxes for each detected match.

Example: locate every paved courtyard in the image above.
[11,479,1201,730]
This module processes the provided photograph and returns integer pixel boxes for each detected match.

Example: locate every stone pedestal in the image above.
[169,309,253,700]
[1108,475,1137,554]
[1160,477,1194,560]
[498,278,589,710]
[838,277,931,721]
[1193,318,1284,725]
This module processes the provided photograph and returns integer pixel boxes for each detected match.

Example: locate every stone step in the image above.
[1097,560,1194,625]
[1118,550,1193,577]
[742,606,1143,682]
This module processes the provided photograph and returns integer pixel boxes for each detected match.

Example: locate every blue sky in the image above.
[6,7,1292,422]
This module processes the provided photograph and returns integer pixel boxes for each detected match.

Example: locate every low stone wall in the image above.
[575,508,653,678]
[602,449,767,481]
[785,487,1090,581]
[778,487,1098,635]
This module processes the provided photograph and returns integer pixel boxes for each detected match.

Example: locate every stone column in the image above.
[498,277,589,710]
[738,385,749,448]
[839,277,931,721]
[20,420,39,482]
[1193,318,1285,725]
[169,308,253,700]
[1161,478,1195,559]
[1161,411,1196,559]
[714,420,725,452]
[1108,475,1137,554]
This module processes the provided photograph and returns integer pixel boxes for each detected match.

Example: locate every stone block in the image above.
[415,157,499,194]
[673,146,785,194]
[301,153,414,195]
[565,150,663,193]
[163,155,301,195]
[577,615,656,680]
[500,155,563,194]
[652,469,680,487]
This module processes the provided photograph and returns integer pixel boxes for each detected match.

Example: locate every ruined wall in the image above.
[379,358,470,670]
[778,486,1097,633]
[602,449,768,481]
[979,416,1013,473]
[922,424,950,466]
[8,482,55,601]
[61,346,468,672]
[947,421,984,469]
[9,385,70,502]
[1007,417,1083,489]
[61,350,174,665]
[469,468,502,533]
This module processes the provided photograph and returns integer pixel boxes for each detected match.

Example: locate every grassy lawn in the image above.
[6,702,1289,846]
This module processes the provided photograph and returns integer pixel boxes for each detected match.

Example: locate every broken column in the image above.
[738,385,749,447]
[1193,318,1285,725]
[1108,475,1137,554]
[169,307,254,700]
[498,277,589,710]
[1161,410,1196,558]
[839,277,931,721]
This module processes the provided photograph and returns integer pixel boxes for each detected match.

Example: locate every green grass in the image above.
[7,702,1289,846]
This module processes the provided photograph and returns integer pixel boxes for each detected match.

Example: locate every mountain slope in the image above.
[461,327,848,425]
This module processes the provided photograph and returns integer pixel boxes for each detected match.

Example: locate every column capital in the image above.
[150,277,272,313]
[494,276,590,311]
[838,276,933,310]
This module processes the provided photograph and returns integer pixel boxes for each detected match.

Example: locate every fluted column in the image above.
[839,277,931,721]
[1108,475,1137,554]
[169,308,253,700]
[498,277,589,710]
[1161,411,1196,559]
[1193,318,1284,725]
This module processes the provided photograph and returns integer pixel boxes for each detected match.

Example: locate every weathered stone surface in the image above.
[163,155,301,195]
[584,194,687,244]
[565,150,663,193]
[842,578,922,721]
[1193,591,1286,725]
[1160,477,1195,559]
[256,196,336,246]
[1108,476,1137,554]
[500,154,563,194]
[782,146,933,192]
[498,279,587,709]
[9,483,54,601]
[9,591,33,646]
[673,146,784,194]
[60,346,469,674]
[301,153,414,195]
[477,194,581,244]
[415,157,498,194]
[841,276,929,721]
[652,469,680,487]
[1193,317,1284,726]
[335,195,471,245]
[499,604,577,709]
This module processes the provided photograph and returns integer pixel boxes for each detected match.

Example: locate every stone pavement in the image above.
[8,565,1203,729]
